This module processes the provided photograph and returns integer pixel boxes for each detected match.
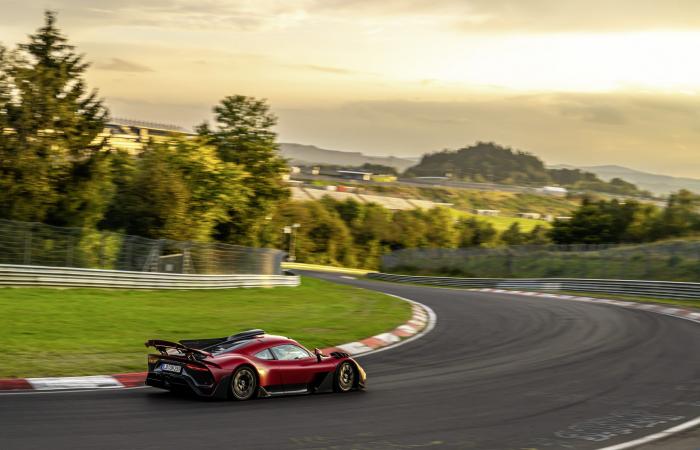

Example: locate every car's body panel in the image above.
[145,331,366,400]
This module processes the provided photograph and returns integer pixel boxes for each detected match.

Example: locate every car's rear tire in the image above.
[230,366,257,401]
[333,361,356,393]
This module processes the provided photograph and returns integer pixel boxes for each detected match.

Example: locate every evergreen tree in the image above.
[197,95,289,246]
[652,190,700,239]
[457,217,497,247]
[501,222,526,246]
[0,11,109,225]
[525,224,551,245]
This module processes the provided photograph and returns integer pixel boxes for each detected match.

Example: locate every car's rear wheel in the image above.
[334,361,356,393]
[230,366,257,401]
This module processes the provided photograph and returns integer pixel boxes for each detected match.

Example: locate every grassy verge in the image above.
[386,239,700,281]
[367,275,699,309]
[281,262,372,275]
[0,277,410,378]
[452,210,545,232]
[552,291,700,310]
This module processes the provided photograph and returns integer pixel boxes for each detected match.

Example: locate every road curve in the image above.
[1,272,699,450]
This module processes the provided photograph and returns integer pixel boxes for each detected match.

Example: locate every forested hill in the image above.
[405,142,651,197]
[406,142,549,184]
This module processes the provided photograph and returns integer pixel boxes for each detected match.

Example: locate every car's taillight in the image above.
[148,355,159,364]
[185,363,208,372]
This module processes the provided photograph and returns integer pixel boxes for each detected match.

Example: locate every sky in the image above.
[1,1,700,176]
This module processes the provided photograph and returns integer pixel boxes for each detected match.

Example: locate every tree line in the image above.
[549,191,700,244]
[269,199,550,268]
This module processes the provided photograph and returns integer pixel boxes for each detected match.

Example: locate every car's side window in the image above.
[254,348,274,360]
[270,344,311,361]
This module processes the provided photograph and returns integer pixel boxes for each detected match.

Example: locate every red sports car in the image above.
[145,329,366,400]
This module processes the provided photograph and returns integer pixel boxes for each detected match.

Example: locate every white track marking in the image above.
[595,415,700,450]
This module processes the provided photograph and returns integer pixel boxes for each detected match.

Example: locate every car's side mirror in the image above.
[314,348,325,363]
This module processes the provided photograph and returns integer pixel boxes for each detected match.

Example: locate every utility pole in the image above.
[283,223,301,261]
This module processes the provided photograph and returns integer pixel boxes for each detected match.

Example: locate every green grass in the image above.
[388,240,700,281]
[361,183,580,216]
[554,291,700,310]
[454,210,546,232]
[369,275,699,310]
[0,277,410,378]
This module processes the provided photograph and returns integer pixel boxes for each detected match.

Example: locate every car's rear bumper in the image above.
[146,371,220,397]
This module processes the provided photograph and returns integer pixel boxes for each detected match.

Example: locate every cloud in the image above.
[282,63,370,76]
[95,58,153,73]
[557,102,627,126]
[273,92,700,176]
[451,1,700,32]
[7,0,700,34]
[292,64,357,75]
[312,0,700,32]
[29,0,309,31]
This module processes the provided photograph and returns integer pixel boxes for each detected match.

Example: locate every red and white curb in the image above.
[0,295,435,393]
[328,296,435,357]
[476,288,700,324]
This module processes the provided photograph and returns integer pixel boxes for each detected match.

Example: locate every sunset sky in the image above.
[2,1,700,176]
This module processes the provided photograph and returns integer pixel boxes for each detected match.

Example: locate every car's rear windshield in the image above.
[205,339,251,356]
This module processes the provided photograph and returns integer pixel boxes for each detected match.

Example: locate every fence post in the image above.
[66,236,73,267]
[98,233,107,269]
[182,242,193,274]
[141,239,163,272]
[124,236,133,271]
[506,249,514,277]
[23,230,32,265]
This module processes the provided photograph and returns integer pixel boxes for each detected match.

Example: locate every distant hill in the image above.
[279,143,417,172]
[406,141,550,184]
[550,164,700,196]
[406,142,651,197]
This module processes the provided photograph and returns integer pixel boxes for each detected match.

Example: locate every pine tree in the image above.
[197,95,289,246]
[0,11,109,225]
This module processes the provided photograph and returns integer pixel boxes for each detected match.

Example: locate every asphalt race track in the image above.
[1,272,699,450]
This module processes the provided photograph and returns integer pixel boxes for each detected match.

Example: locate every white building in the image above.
[540,186,568,197]
[516,212,542,220]
[474,209,500,216]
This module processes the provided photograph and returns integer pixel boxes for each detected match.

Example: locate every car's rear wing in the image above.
[145,339,212,358]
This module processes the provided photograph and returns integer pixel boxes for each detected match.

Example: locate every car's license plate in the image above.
[160,363,181,373]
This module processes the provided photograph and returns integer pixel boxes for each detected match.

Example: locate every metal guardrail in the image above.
[367,273,700,300]
[0,265,300,289]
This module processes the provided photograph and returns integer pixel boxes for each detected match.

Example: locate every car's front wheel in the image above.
[230,366,257,401]
[333,361,356,392]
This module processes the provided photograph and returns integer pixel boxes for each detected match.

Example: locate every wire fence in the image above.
[381,241,700,282]
[0,219,286,275]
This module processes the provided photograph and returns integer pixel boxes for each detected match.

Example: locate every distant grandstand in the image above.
[110,118,191,133]
[101,119,194,154]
